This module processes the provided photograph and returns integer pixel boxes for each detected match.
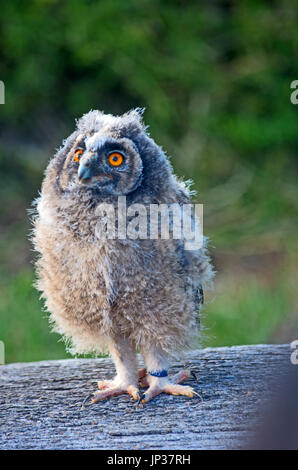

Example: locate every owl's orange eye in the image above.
[74,148,83,162]
[109,152,124,167]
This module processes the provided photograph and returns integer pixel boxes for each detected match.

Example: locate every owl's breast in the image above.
[34,200,115,338]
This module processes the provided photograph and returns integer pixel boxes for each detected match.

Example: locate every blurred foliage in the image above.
[0,0,298,362]
[0,270,69,363]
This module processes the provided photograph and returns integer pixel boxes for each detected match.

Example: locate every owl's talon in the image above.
[137,391,146,406]
[191,370,198,382]
[192,390,203,400]
[81,393,95,408]
[127,385,141,401]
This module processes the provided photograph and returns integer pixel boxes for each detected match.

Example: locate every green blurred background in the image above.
[1,0,298,363]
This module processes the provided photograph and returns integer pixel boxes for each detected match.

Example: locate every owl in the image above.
[32,109,213,404]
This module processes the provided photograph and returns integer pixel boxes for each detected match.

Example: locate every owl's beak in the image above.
[78,151,97,181]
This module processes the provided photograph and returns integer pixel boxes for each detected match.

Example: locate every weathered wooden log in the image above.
[0,344,290,450]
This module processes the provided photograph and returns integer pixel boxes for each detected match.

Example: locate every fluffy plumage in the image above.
[32,109,213,404]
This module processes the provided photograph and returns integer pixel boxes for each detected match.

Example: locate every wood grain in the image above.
[0,344,290,449]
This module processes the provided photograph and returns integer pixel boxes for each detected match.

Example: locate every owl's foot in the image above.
[139,369,201,404]
[90,369,146,403]
[97,368,147,390]
[91,383,141,403]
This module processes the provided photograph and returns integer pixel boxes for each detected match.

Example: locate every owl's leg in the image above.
[139,345,199,404]
[91,337,140,403]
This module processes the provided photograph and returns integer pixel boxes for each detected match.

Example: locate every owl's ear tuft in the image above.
[74,108,147,139]
[75,110,105,135]
[123,107,145,123]
[115,108,146,138]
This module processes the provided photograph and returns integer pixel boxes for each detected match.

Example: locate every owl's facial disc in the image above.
[77,149,124,186]
[67,136,143,195]
[77,151,111,183]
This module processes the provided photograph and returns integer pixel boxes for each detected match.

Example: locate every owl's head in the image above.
[53,109,172,200]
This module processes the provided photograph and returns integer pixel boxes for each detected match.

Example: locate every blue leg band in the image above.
[149,369,168,378]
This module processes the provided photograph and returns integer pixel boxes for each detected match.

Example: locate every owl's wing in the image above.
[194,283,204,327]
[163,179,213,316]
[172,189,212,321]
[178,243,210,321]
